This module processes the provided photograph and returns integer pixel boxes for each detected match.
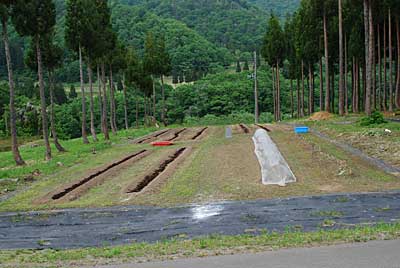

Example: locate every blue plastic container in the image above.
[294,126,309,134]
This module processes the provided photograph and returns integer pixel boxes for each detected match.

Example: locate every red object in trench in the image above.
[151,141,174,147]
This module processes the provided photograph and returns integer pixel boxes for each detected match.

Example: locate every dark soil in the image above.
[37,150,151,203]
[191,127,208,140]
[125,147,191,193]
[239,124,250,134]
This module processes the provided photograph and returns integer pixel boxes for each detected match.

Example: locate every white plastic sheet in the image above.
[253,129,296,186]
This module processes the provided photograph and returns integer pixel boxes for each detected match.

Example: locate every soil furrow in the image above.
[191,127,208,140]
[136,130,171,144]
[256,124,271,132]
[126,147,190,193]
[167,128,187,141]
[40,150,150,202]
[239,124,250,134]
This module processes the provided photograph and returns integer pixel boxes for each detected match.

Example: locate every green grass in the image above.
[1,223,400,267]
[0,127,158,195]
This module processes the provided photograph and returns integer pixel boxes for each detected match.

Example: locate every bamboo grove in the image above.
[262,0,400,121]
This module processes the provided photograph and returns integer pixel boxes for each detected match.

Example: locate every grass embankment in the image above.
[1,223,400,267]
[300,114,400,168]
[0,128,158,195]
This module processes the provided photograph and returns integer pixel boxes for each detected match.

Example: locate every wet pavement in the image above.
[1,191,400,250]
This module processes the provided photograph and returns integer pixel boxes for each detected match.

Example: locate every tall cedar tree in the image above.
[65,0,91,144]
[92,0,116,140]
[144,32,158,120]
[12,0,56,160]
[25,33,66,152]
[157,36,172,125]
[262,13,286,121]
[0,0,25,165]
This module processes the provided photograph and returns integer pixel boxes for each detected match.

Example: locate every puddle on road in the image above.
[192,204,224,221]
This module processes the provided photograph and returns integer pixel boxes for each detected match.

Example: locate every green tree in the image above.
[69,85,78,99]
[156,35,172,125]
[243,60,250,71]
[12,0,56,160]
[143,32,158,119]
[65,0,91,144]
[0,0,25,165]
[262,13,286,121]
[236,60,242,73]
[25,33,66,152]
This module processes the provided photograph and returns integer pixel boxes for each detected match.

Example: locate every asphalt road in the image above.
[99,240,400,268]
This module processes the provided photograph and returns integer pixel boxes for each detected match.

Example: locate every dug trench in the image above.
[166,128,188,141]
[191,127,208,140]
[256,124,272,132]
[36,150,152,204]
[134,129,171,144]
[239,123,250,134]
[125,147,192,194]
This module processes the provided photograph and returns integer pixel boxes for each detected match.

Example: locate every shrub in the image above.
[360,111,387,126]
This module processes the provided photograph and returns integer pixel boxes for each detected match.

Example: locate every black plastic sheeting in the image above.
[1,191,400,250]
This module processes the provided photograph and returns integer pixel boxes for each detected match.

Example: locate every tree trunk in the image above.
[338,0,345,115]
[160,75,168,125]
[308,63,314,115]
[36,37,52,160]
[101,63,110,140]
[371,19,376,110]
[352,57,356,112]
[97,65,104,134]
[362,63,366,110]
[384,19,387,111]
[290,79,294,118]
[276,62,281,121]
[378,23,382,110]
[78,45,89,144]
[135,90,139,128]
[389,8,393,112]
[272,67,276,121]
[364,0,372,115]
[145,95,149,126]
[122,75,129,130]
[48,71,66,152]
[297,78,300,118]
[345,34,349,114]
[319,57,324,111]
[323,11,330,112]
[253,51,259,124]
[301,60,305,117]
[152,75,156,119]
[396,18,400,109]
[331,72,335,112]
[2,18,25,165]
[109,66,117,134]
[87,64,97,141]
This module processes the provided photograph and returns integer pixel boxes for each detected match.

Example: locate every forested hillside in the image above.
[248,0,300,18]
[116,0,268,52]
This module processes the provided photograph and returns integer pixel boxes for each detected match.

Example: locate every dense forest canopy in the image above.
[2,0,294,81]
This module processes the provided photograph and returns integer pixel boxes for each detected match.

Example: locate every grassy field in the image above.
[0,127,158,196]
[300,115,400,168]
[0,223,399,267]
[1,123,399,212]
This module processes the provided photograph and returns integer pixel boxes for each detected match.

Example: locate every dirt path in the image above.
[1,191,400,250]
